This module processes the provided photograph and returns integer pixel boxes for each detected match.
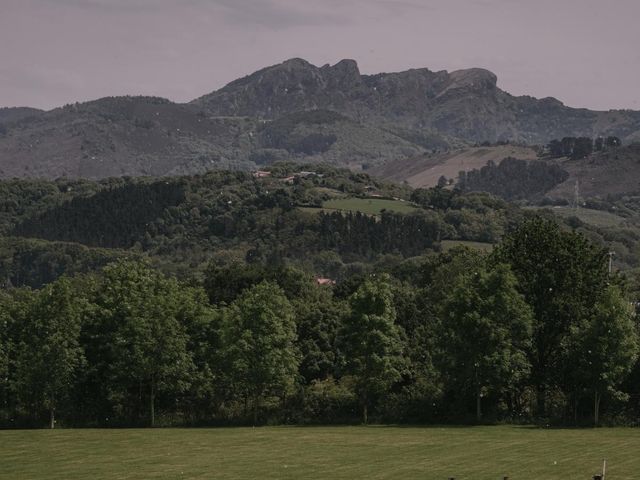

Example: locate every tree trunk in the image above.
[362,390,368,425]
[253,393,259,426]
[594,391,601,427]
[49,407,55,429]
[506,390,514,419]
[474,367,482,422]
[150,379,155,428]
[536,384,546,417]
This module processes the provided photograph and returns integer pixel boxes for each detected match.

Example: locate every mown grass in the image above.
[1,426,638,480]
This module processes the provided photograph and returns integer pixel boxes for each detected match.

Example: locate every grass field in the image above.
[370,145,539,187]
[1,426,638,480]
[526,206,629,228]
[321,197,419,215]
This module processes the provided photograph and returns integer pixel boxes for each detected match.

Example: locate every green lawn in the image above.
[1,426,637,479]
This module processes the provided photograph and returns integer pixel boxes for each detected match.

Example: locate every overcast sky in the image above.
[1,0,639,111]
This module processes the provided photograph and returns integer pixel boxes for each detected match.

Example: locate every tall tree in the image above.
[439,263,532,421]
[577,286,638,425]
[96,261,196,427]
[14,278,85,428]
[340,274,405,424]
[494,218,608,416]
[294,286,346,383]
[0,292,11,420]
[221,281,299,424]
[0,288,35,425]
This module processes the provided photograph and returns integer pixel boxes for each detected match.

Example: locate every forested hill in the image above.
[3,163,640,292]
[0,164,506,286]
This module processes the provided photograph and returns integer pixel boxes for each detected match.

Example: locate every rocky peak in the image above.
[446,68,497,92]
[190,58,640,144]
[279,57,315,71]
[321,59,362,89]
[326,59,360,76]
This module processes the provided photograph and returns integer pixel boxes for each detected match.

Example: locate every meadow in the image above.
[526,206,628,228]
[1,426,637,480]
[304,197,419,215]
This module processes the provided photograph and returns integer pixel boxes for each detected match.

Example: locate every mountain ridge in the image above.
[193,58,640,144]
[2,58,640,180]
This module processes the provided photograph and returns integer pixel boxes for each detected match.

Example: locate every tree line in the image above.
[1,218,638,428]
[456,158,569,200]
[547,136,621,160]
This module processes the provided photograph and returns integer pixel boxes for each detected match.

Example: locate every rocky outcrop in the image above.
[193,59,640,144]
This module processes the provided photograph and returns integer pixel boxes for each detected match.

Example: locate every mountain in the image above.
[0,96,424,179]
[2,58,640,180]
[0,96,258,179]
[193,58,640,145]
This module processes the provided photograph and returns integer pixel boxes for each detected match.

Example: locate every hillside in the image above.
[547,143,640,200]
[0,164,532,285]
[244,109,423,171]
[445,144,640,203]
[0,99,423,179]
[376,142,640,203]
[0,96,260,179]
[370,144,540,187]
[5,161,640,293]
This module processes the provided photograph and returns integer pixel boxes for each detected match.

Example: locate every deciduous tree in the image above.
[340,274,405,424]
[14,278,85,428]
[439,263,532,421]
[221,281,299,424]
[577,286,638,425]
[495,218,608,416]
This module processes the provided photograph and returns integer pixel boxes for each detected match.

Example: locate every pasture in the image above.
[321,197,419,215]
[1,426,637,480]
[527,206,628,228]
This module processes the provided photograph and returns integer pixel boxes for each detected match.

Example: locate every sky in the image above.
[1,0,639,111]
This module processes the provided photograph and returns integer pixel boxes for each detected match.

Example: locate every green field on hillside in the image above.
[316,197,419,215]
[1,426,636,480]
[527,206,629,228]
